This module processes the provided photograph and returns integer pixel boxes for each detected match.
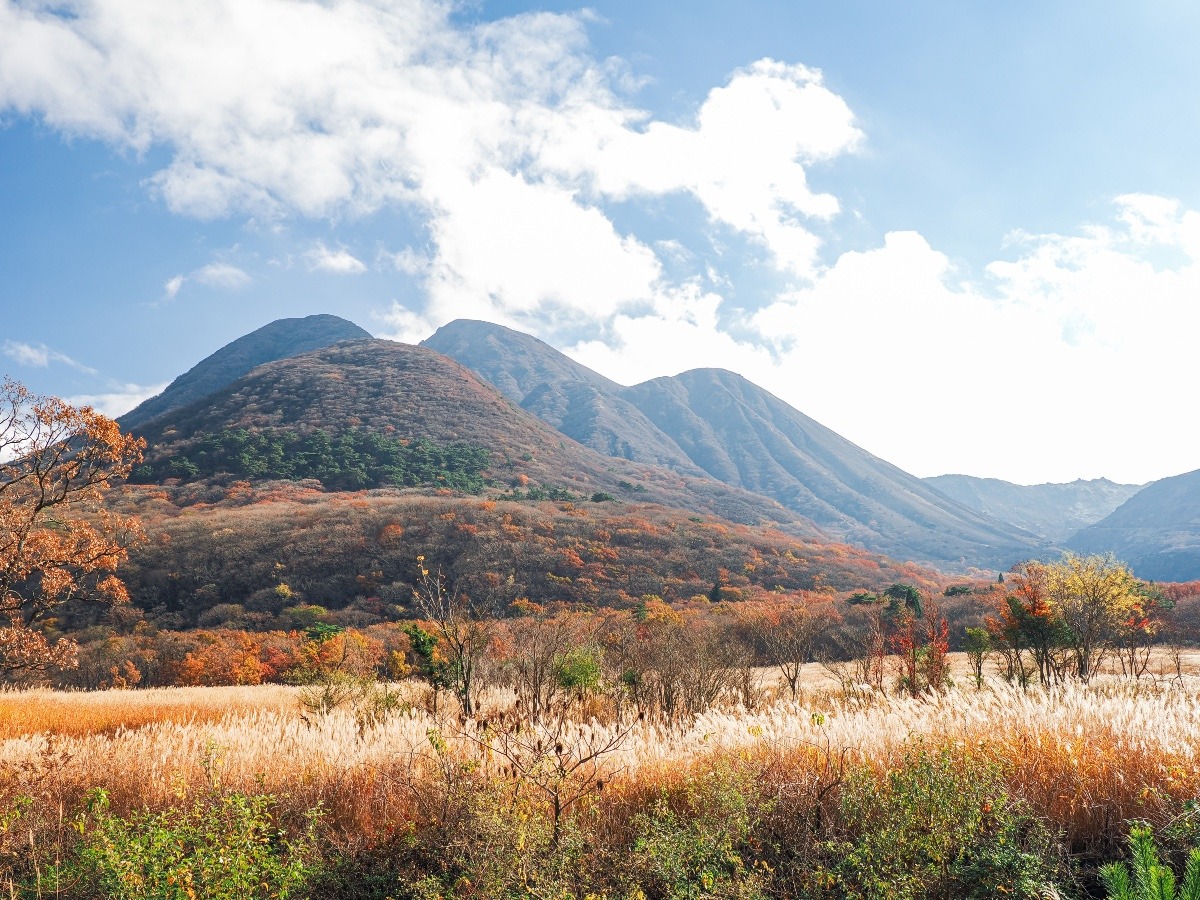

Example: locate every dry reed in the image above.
[3,676,1200,856]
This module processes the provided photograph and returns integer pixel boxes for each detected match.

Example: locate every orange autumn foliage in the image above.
[0,378,144,681]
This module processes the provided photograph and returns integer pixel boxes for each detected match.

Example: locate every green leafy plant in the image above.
[1101,823,1200,900]
[811,746,1067,899]
[46,788,319,899]
[626,765,769,900]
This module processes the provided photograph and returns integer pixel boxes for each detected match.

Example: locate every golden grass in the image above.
[5,670,1200,855]
[0,684,300,739]
[2,646,1200,867]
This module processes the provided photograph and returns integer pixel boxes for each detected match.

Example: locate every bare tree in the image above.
[502,610,594,721]
[751,596,837,702]
[409,556,494,717]
[466,707,632,847]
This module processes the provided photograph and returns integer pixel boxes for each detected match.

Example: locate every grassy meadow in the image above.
[6,657,1200,898]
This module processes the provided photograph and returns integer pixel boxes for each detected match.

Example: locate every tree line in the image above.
[131,427,490,492]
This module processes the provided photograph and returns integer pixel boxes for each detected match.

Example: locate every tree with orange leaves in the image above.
[0,378,144,681]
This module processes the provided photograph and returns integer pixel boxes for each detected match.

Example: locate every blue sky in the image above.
[3,0,1200,485]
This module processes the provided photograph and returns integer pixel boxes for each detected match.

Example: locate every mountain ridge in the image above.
[423,319,1044,569]
[924,474,1142,542]
[130,338,823,536]
[1066,467,1200,580]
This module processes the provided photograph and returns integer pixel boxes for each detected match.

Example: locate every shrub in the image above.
[808,746,1069,899]
[625,764,769,900]
[44,788,319,899]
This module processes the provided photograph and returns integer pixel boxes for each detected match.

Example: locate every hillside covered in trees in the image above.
[100,483,940,632]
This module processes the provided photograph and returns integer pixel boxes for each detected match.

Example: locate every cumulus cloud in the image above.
[306,242,367,274]
[2,340,96,374]
[536,59,862,277]
[375,301,436,345]
[568,197,1200,485]
[0,0,859,327]
[5,1,1197,483]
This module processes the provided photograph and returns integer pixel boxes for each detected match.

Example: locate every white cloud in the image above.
[2,340,96,374]
[375,302,435,345]
[383,246,430,277]
[67,382,169,418]
[421,169,661,322]
[6,2,1199,484]
[0,2,861,326]
[537,59,862,277]
[2,340,49,367]
[160,261,250,299]
[306,242,367,275]
[571,198,1200,485]
[193,262,251,288]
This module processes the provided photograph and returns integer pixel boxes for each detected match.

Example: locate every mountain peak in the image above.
[427,321,1043,567]
[423,319,621,399]
[119,314,371,429]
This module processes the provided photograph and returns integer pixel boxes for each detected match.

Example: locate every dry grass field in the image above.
[7,652,1200,897]
[4,653,1200,832]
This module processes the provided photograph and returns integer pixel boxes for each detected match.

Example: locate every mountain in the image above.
[1066,468,1200,580]
[622,369,1041,567]
[924,475,1142,541]
[119,314,371,429]
[422,320,702,471]
[423,320,1043,569]
[131,338,820,534]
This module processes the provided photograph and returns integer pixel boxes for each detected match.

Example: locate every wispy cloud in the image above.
[67,382,169,418]
[162,261,250,300]
[306,242,366,274]
[193,262,252,288]
[383,246,430,277]
[163,274,185,299]
[2,340,97,374]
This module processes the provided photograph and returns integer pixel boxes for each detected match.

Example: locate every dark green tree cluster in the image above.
[133,428,490,492]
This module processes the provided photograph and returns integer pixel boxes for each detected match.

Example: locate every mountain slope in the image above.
[132,339,821,535]
[925,475,1142,541]
[119,314,371,429]
[1066,468,1200,580]
[623,369,1041,567]
[118,489,942,625]
[425,319,1043,569]
[423,320,701,471]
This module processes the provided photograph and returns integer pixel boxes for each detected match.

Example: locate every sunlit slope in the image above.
[427,319,1043,568]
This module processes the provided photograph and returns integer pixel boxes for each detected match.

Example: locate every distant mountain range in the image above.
[923,474,1142,542]
[117,313,1200,578]
[1067,468,1200,581]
